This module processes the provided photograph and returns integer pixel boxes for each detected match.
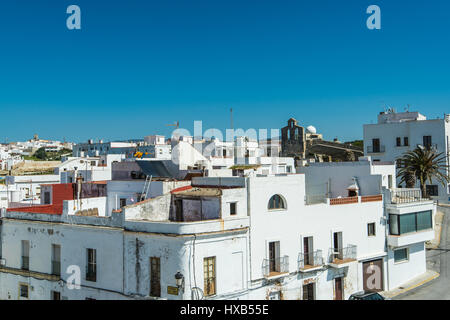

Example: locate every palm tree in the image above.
[397,147,450,197]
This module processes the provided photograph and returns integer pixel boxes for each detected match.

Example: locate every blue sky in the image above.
[1,0,450,143]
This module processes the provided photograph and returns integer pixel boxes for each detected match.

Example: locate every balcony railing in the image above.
[328,245,357,264]
[298,250,324,271]
[52,261,61,276]
[262,256,289,278]
[390,188,425,204]
[366,145,385,153]
[21,256,29,271]
[417,144,438,151]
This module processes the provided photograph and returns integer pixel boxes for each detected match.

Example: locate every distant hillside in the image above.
[344,140,363,149]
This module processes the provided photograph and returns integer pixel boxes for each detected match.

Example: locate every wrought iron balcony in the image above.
[366,145,385,153]
[328,245,357,266]
[262,256,289,278]
[298,250,324,271]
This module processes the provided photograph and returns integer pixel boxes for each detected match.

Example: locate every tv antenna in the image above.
[166,121,180,130]
[230,108,233,130]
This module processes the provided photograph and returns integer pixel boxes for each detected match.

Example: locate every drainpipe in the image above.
[246,177,253,297]
[383,187,390,291]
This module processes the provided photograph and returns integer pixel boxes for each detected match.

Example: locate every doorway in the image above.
[334,277,343,300]
[333,232,343,260]
[363,259,383,292]
[303,237,313,266]
[303,283,315,300]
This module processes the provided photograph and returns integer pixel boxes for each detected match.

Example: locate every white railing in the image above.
[390,188,424,204]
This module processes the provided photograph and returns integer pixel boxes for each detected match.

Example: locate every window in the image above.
[426,185,438,196]
[372,138,380,153]
[203,256,216,296]
[43,191,51,204]
[21,240,29,271]
[404,137,409,146]
[423,136,432,149]
[268,194,286,210]
[19,284,29,299]
[51,291,61,300]
[394,248,409,263]
[120,198,127,208]
[389,211,432,235]
[86,248,97,282]
[52,244,61,276]
[229,202,237,216]
[396,137,401,147]
[367,223,376,237]
[150,257,161,297]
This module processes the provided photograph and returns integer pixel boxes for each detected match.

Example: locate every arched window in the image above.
[268,194,286,210]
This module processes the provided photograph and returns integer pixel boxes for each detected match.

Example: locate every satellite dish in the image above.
[306,126,317,134]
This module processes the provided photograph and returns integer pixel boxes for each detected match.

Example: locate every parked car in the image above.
[348,291,387,300]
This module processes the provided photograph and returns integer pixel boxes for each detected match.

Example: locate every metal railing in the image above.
[52,261,61,276]
[328,245,357,263]
[417,143,438,151]
[21,256,29,270]
[262,256,289,277]
[366,145,386,153]
[390,188,424,204]
[298,250,323,270]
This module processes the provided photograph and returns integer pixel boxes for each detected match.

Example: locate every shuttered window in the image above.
[203,257,216,296]
[150,257,161,297]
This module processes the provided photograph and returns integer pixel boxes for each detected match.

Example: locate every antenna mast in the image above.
[230,108,233,130]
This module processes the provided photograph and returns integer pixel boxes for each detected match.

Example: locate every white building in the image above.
[0,157,435,300]
[363,110,450,202]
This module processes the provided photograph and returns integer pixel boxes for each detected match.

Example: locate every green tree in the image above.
[34,147,47,160]
[397,147,450,197]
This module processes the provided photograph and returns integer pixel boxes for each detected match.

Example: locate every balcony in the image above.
[417,144,438,152]
[388,210,434,247]
[298,250,324,272]
[262,256,289,279]
[366,145,385,154]
[328,245,357,268]
[389,188,426,204]
[388,229,434,247]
